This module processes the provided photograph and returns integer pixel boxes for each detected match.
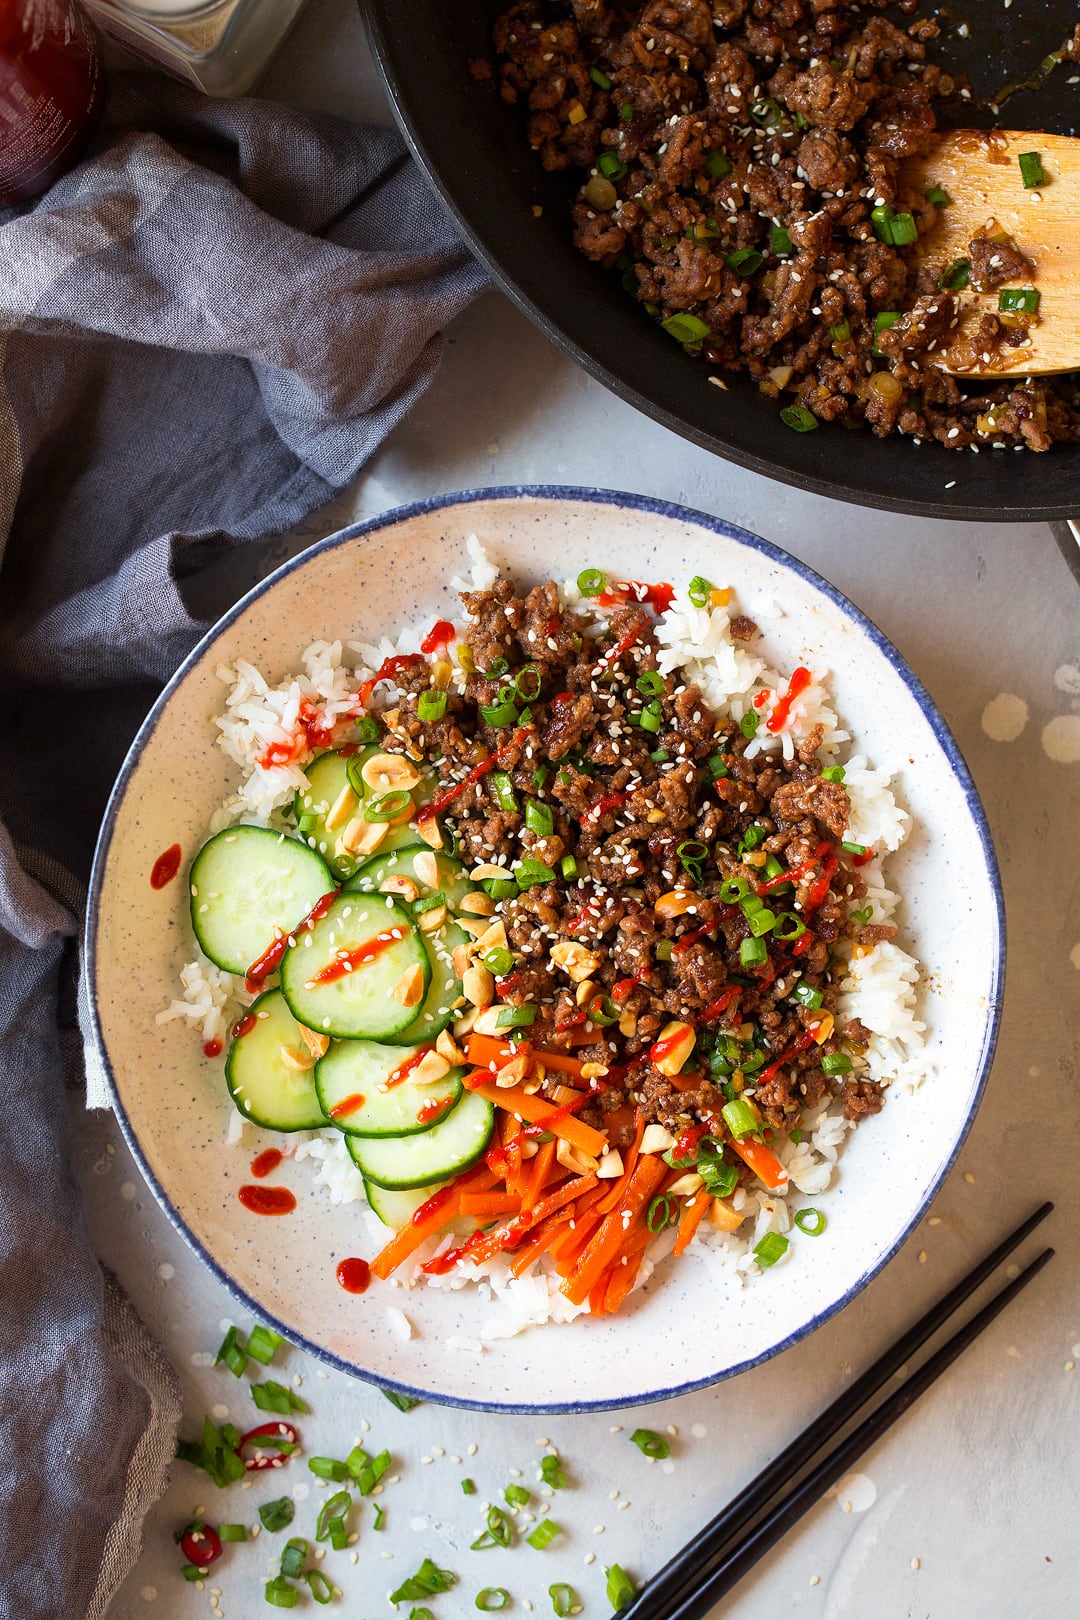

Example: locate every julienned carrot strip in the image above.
[459,1191,521,1218]
[596,1113,645,1214]
[602,1243,647,1315]
[502,1114,524,1197]
[509,1206,575,1278]
[466,1172,599,1266]
[561,1156,667,1306]
[672,1190,709,1256]
[464,1032,586,1079]
[731,1135,789,1191]
[469,1081,607,1159]
[521,1138,557,1211]
[371,1164,497,1279]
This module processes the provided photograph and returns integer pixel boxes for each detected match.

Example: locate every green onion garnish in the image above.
[792,983,823,1010]
[472,1505,514,1550]
[560,854,578,879]
[250,1381,305,1416]
[771,912,805,941]
[697,1138,739,1198]
[589,66,612,89]
[998,286,1039,314]
[483,877,519,900]
[247,1325,284,1365]
[549,1584,578,1617]
[655,938,673,961]
[829,319,851,343]
[381,1390,420,1416]
[705,148,732,179]
[753,1232,790,1268]
[356,714,380,742]
[750,96,783,128]
[512,664,542,702]
[480,700,520,728]
[873,312,900,355]
[476,1590,511,1611]
[462,1477,476,1494]
[219,1523,248,1542]
[587,993,619,1027]
[740,709,759,739]
[687,574,712,607]
[638,698,662,733]
[820,764,845,783]
[417,689,447,723]
[306,1570,333,1606]
[821,1052,853,1076]
[630,1428,670,1460]
[180,1565,204,1583]
[1017,150,1046,189]
[741,825,767,852]
[215,1325,247,1378]
[646,1193,679,1233]
[841,839,867,855]
[870,203,894,242]
[308,1456,350,1482]
[527,1519,561,1550]
[770,224,794,257]
[373,1503,386,1531]
[707,750,729,779]
[850,905,873,925]
[597,152,627,182]
[650,748,670,762]
[296,812,318,833]
[514,858,556,889]
[888,211,917,245]
[411,891,446,917]
[390,1559,458,1603]
[264,1576,299,1608]
[280,1538,307,1579]
[489,770,518,814]
[719,874,750,905]
[763,854,787,882]
[621,100,634,121]
[259,1497,296,1532]
[740,936,767,968]
[780,404,818,432]
[661,311,711,344]
[939,258,970,292]
[496,1005,537,1029]
[722,1098,760,1139]
[577,567,605,597]
[364,788,412,823]
[525,798,553,835]
[636,670,665,696]
[677,839,707,883]
[504,1483,531,1508]
[748,906,777,938]
[726,247,763,276]
[316,1491,351,1543]
[925,185,950,206]
[540,1453,568,1490]
[482,946,515,977]
[795,1207,827,1236]
[347,1444,391,1495]
[606,1564,637,1610]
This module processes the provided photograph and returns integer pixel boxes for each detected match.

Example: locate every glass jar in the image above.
[0,0,103,207]
[78,0,309,96]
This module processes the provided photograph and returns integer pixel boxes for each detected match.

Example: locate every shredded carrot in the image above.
[731,1135,789,1190]
[509,1206,575,1277]
[501,1113,524,1196]
[672,1190,709,1256]
[465,1172,599,1267]
[667,1068,703,1094]
[371,1163,497,1279]
[601,1243,646,1315]
[561,1155,667,1306]
[458,1191,521,1218]
[468,1080,607,1159]
[521,1137,557,1210]
[465,1032,586,1079]
[596,1112,645,1214]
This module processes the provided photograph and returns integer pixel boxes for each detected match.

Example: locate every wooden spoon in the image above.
[904,129,1076,377]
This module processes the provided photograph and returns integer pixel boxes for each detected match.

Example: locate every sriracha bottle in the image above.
[0,0,102,207]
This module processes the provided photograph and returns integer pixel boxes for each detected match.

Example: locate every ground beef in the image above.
[489,0,1080,452]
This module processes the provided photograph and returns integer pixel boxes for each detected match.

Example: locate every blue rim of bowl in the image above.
[86,485,1005,1414]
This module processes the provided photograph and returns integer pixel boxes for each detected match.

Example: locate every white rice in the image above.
[169,537,932,1327]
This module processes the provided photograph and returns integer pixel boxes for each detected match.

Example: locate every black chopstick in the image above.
[620,1203,1054,1620]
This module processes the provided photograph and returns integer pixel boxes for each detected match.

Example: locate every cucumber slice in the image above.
[345,846,475,913]
[225,990,325,1131]
[189,827,333,976]
[347,1089,495,1189]
[315,1040,464,1136]
[385,919,470,1047]
[279,892,428,1040]
[364,1178,449,1229]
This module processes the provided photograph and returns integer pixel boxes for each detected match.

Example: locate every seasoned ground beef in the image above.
[489,0,1080,452]
[388,574,892,1198]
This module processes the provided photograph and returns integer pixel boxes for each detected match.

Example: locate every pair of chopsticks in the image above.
[620,1202,1054,1619]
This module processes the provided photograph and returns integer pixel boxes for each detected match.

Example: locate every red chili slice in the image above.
[239,1421,299,1470]
[179,1523,223,1568]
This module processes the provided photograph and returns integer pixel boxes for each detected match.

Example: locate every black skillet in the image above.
[362,0,1080,522]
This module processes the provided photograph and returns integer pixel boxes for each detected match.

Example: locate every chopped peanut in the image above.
[641,1123,675,1155]
[655,890,697,919]
[462,963,495,1009]
[652,1019,695,1076]
[412,851,440,889]
[551,940,602,982]
[324,784,359,832]
[337,817,387,858]
[411,1051,451,1087]
[435,1028,465,1066]
[459,892,496,917]
[708,1197,744,1232]
[597,1149,625,1180]
[380,874,419,902]
[360,751,421,793]
[667,1171,704,1197]
[494,1052,530,1088]
[418,903,447,933]
[393,963,425,1008]
[415,815,443,850]
[279,1045,316,1073]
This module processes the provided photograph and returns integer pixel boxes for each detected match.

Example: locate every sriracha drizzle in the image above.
[150,843,182,889]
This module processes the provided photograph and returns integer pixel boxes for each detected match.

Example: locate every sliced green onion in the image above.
[247,1325,284,1365]
[264,1576,299,1608]
[646,1193,678,1233]
[476,1590,511,1611]
[472,1505,513,1551]
[259,1497,296,1532]
[409,1612,435,1620]
[754,1232,789,1268]
[364,788,412,823]
[741,827,767,854]
[661,312,711,344]
[489,770,518,813]
[888,211,917,246]
[873,311,900,355]
[485,656,509,677]
[821,1052,853,1076]
[180,1565,204,1583]
[654,938,673,961]
[771,912,806,941]
[480,700,520,728]
[841,839,867,855]
[511,664,542,702]
[705,148,732,179]
[462,1477,477,1495]
[296,812,319,833]
[527,1518,560,1550]
[726,247,763,276]
[505,1483,531,1508]
[820,764,845,783]
[411,891,446,917]
[356,714,381,742]
[373,1503,386,1531]
[251,1381,305,1416]
[677,839,707,882]
[532,766,551,794]
[577,568,605,597]
[621,100,634,121]
[850,904,873,925]
[829,318,851,343]
[770,224,794,257]
[939,258,970,292]
[587,993,619,1027]
[870,203,895,242]
[763,855,787,883]
[636,670,665,696]
[306,1570,333,1605]
[560,855,578,880]
[748,907,777,938]
[789,1127,803,1144]
[215,1325,247,1378]
[347,1445,391,1495]
[722,1098,760,1139]
[540,1453,568,1489]
[483,877,519,900]
[316,1491,351,1543]
[780,403,818,432]
[219,1523,248,1543]
[688,574,712,607]
[525,798,553,835]
[418,689,447,724]
[740,892,763,916]
[390,1559,458,1603]
[598,151,628,182]
[308,1456,349,1482]
[606,1564,637,1611]
[1017,150,1046,189]
[697,1139,739,1198]
[998,286,1039,314]
[280,1539,306,1579]
[707,750,729,778]
[630,1428,670,1460]
[925,185,950,206]
[795,1207,827,1236]
[514,858,556,889]
[549,1584,577,1617]
[589,66,612,89]
[482,946,515,977]
[639,698,663,733]
[750,96,784,128]
[496,1005,537,1029]
[792,983,823,1010]
[650,748,670,762]
[740,935,767,968]
[740,709,759,740]
[719,875,751,904]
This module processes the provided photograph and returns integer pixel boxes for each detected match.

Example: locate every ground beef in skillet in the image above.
[488,1,1080,452]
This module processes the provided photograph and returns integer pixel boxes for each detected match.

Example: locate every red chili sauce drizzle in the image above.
[386,1046,433,1088]
[596,580,675,613]
[231,1011,258,1041]
[245,890,338,991]
[767,665,812,733]
[203,1038,223,1058]
[420,618,457,655]
[150,843,182,890]
[256,697,337,769]
[357,653,425,708]
[336,1257,371,1295]
[416,1096,454,1126]
[420,724,535,824]
[238,1184,296,1216]
[303,928,404,988]
[328,1092,366,1121]
[250,1148,283,1179]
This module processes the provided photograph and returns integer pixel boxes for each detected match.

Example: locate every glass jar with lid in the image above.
[78,0,309,96]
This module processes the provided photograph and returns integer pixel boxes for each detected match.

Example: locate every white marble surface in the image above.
[82,3,1080,1616]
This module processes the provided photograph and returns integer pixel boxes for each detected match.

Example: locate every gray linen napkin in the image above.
[0,73,485,1620]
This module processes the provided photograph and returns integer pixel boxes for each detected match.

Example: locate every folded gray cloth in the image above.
[0,73,485,1620]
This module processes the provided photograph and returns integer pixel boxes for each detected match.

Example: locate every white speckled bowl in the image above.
[87,488,1004,1412]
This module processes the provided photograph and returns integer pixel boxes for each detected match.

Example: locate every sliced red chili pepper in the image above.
[179,1523,223,1568]
[238,1421,299,1471]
